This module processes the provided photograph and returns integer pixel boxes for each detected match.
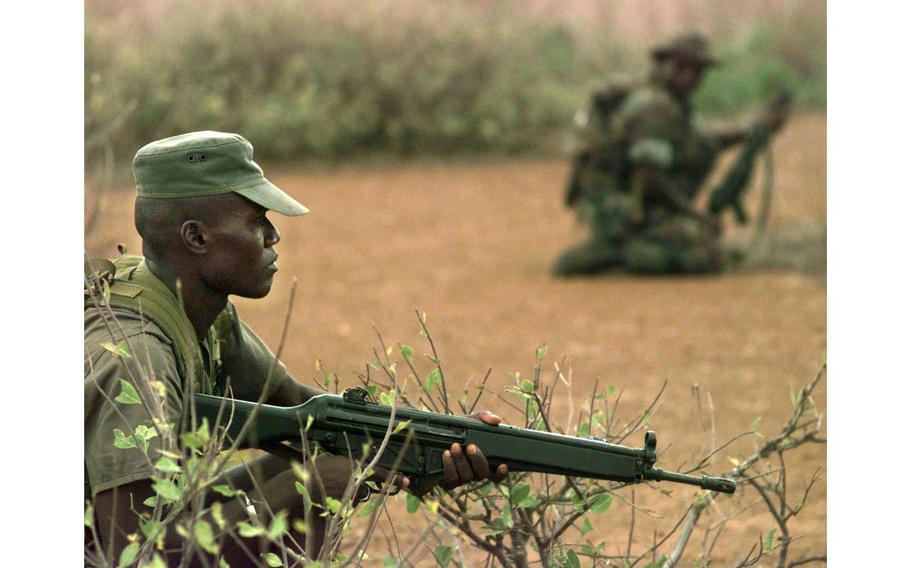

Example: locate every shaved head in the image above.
[135,194,237,261]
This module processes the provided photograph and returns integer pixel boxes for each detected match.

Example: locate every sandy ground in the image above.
[85,114,826,566]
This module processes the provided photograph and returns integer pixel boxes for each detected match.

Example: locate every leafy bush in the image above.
[85,0,825,165]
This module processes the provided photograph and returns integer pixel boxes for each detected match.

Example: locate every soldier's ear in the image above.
[180,220,209,254]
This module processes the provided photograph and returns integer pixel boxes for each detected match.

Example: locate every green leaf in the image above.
[102,341,131,359]
[536,345,548,361]
[393,419,412,434]
[219,558,230,568]
[145,553,167,568]
[142,496,157,507]
[433,545,455,568]
[579,518,593,535]
[180,419,209,449]
[194,520,218,554]
[565,549,581,568]
[140,519,164,541]
[425,368,442,392]
[383,557,401,568]
[263,552,283,567]
[325,497,342,515]
[154,457,181,474]
[589,493,613,514]
[134,425,158,452]
[113,429,137,449]
[483,519,507,535]
[400,345,414,361]
[517,496,540,508]
[84,504,94,527]
[238,522,264,538]
[211,502,226,530]
[406,493,421,513]
[357,496,378,518]
[267,511,288,540]
[292,519,309,534]
[295,482,312,513]
[115,379,142,405]
[152,478,183,503]
[501,507,513,528]
[763,528,777,553]
[510,483,530,505]
[117,542,139,567]
[577,422,590,438]
[212,484,240,498]
[750,416,762,433]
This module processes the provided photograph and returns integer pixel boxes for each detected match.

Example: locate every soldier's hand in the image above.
[757,103,789,133]
[440,411,509,489]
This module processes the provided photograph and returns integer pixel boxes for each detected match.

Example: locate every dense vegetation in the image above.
[86,0,825,164]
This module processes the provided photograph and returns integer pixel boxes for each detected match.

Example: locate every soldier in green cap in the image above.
[553,32,789,276]
[84,131,507,563]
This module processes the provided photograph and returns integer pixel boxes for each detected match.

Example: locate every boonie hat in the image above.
[132,131,309,216]
[651,32,717,68]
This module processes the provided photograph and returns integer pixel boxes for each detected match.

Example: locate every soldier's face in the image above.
[199,193,282,299]
[663,58,707,98]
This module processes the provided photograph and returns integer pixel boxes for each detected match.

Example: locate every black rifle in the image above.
[194,388,736,496]
[708,92,792,224]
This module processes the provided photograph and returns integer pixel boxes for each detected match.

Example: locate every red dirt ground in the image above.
[85,114,826,565]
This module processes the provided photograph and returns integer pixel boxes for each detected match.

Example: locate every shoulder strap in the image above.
[87,255,214,392]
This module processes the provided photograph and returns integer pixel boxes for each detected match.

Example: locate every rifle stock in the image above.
[193,387,736,496]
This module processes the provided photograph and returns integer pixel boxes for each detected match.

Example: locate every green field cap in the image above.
[132,131,309,216]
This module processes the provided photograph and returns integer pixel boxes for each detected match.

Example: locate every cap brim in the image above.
[234,179,309,216]
[652,48,716,68]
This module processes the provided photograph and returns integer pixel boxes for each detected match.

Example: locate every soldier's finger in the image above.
[465,444,490,479]
[367,466,410,490]
[450,443,475,483]
[471,411,502,426]
[442,449,459,489]
[490,463,509,483]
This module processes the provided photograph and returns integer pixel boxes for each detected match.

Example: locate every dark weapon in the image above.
[708,91,791,224]
[193,388,736,496]
[564,151,590,208]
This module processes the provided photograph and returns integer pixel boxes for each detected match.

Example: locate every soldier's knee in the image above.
[552,242,620,277]
[623,240,672,274]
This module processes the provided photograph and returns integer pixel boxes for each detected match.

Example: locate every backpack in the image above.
[565,82,632,208]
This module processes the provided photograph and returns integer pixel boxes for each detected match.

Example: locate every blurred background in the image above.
[85,0,826,564]
[85,0,825,164]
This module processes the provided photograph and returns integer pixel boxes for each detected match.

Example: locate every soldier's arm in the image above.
[629,164,720,231]
[712,127,750,150]
[216,304,320,406]
[708,102,790,150]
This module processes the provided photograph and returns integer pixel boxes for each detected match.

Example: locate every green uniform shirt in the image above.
[84,303,295,496]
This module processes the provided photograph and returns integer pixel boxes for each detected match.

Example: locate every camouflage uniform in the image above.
[554,34,723,276]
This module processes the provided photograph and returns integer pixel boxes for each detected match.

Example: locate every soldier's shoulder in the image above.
[619,85,680,119]
[85,305,174,349]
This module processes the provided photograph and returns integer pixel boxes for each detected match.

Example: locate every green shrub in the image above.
[85,1,825,164]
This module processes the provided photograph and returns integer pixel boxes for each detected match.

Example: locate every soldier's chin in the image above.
[235,278,274,299]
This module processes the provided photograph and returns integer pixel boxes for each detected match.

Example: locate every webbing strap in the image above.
[95,255,212,392]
